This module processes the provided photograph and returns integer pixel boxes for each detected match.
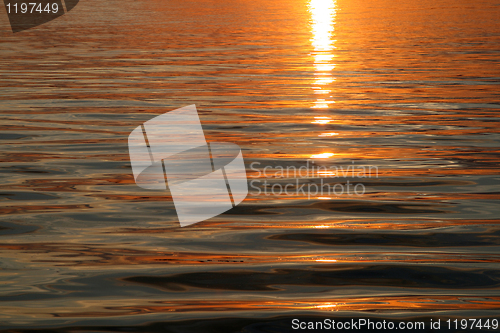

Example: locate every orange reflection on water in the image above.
[26,297,500,318]
[315,302,337,309]
[309,0,337,109]
[310,152,334,159]
[311,116,333,124]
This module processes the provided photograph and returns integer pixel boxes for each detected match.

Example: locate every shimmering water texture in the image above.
[0,0,499,331]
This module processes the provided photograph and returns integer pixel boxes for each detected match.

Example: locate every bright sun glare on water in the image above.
[309,0,336,109]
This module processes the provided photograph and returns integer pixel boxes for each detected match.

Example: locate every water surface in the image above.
[0,0,499,331]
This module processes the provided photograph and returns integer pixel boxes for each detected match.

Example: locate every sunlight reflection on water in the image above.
[0,0,500,330]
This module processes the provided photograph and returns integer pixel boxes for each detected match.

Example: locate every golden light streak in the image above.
[311,118,332,124]
[310,152,334,159]
[316,303,338,309]
[309,0,337,52]
[309,0,337,110]
[317,170,336,176]
[312,99,335,109]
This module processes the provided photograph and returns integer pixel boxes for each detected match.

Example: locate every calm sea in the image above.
[1,0,499,331]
